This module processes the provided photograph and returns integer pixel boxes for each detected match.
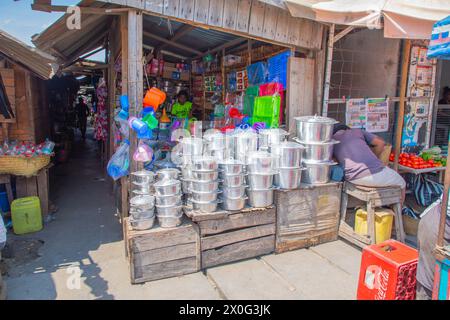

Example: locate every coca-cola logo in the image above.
[365,265,390,300]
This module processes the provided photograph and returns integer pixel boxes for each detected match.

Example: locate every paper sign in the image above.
[366,98,389,133]
[346,98,366,128]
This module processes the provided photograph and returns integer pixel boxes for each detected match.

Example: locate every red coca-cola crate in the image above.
[357,240,418,300]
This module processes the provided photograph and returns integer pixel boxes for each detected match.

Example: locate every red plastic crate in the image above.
[357,240,418,300]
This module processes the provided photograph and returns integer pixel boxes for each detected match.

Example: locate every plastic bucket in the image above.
[143,88,166,110]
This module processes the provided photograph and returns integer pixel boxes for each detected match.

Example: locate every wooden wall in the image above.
[0,63,49,144]
[103,0,324,51]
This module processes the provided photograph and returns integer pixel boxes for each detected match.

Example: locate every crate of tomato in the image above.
[389,152,446,169]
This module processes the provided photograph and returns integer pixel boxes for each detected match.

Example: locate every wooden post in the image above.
[222,48,226,103]
[120,12,129,222]
[127,9,143,173]
[393,40,411,172]
[437,135,450,248]
[321,24,335,117]
[247,39,252,65]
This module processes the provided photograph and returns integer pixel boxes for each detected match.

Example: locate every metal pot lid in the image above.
[130,195,155,206]
[278,141,306,149]
[248,170,278,175]
[294,115,338,124]
[191,169,218,173]
[190,199,222,204]
[259,128,289,136]
[277,166,306,171]
[302,160,338,166]
[131,170,154,177]
[293,137,340,145]
[154,179,181,187]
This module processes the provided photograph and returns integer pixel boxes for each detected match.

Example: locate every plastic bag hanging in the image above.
[107,140,130,180]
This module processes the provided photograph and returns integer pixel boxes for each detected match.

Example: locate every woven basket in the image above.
[0,155,51,177]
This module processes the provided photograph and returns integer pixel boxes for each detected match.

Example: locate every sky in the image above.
[0,0,104,61]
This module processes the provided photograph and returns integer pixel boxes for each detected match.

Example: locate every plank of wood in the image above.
[15,177,28,198]
[201,235,275,268]
[184,208,229,222]
[235,0,252,33]
[37,169,49,217]
[262,4,278,40]
[179,0,195,20]
[222,0,238,29]
[133,242,197,266]
[132,256,198,283]
[248,0,265,37]
[144,0,163,13]
[286,57,315,135]
[201,223,275,250]
[197,207,276,236]
[208,0,224,27]
[129,222,199,252]
[288,16,301,46]
[275,230,338,253]
[296,18,313,49]
[194,0,210,24]
[163,0,180,17]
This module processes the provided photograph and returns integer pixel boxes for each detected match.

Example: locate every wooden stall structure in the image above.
[0,29,57,216]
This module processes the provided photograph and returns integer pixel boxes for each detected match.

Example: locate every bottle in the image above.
[159,108,171,130]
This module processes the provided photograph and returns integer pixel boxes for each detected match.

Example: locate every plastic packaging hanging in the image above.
[107,140,130,180]
[133,141,154,162]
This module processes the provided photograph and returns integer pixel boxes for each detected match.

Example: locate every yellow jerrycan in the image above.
[11,196,43,235]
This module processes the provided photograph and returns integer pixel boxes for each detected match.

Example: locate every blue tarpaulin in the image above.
[428,15,450,60]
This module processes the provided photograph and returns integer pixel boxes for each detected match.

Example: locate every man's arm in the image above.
[370,136,386,158]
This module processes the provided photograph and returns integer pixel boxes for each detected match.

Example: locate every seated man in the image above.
[332,124,406,193]
[416,198,450,300]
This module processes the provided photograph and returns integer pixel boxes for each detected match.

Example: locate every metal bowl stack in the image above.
[293,116,339,185]
[246,151,277,208]
[219,159,247,211]
[130,170,154,196]
[188,156,221,213]
[129,194,155,230]
[271,141,306,190]
[154,172,183,228]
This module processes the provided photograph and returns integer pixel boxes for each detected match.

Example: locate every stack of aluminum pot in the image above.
[154,169,183,228]
[293,116,339,185]
[129,171,156,230]
[187,156,221,213]
[246,151,277,207]
[271,141,305,189]
[203,131,233,162]
[219,159,247,211]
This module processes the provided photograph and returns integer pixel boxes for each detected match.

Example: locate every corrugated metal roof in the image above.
[0,29,58,79]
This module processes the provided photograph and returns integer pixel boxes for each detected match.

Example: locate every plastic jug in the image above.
[128,117,149,136]
[11,196,43,235]
[107,140,130,180]
[143,88,166,111]
[355,208,394,244]
[142,112,159,130]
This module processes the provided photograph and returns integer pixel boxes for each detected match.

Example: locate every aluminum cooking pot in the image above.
[191,169,219,181]
[188,179,220,193]
[247,151,276,173]
[156,168,180,181]
[218,159,244,175]
[222,185,247,199]
[271,141,305,168]
[155,193,182,206]
[301,160,337,185]
[129,195,155,211]
[220,173,246,187]
[158,214,183,228]
[258,128,289,150]
[131,170,155,185]
[204,132,226,151]
[180,137,203,156]
[190,190,221,202]
[274,167,305,190]
[247,188,274,208]
[221,196,247,211]
[234,131,258,159]
[294,115,337,143]
[192,156,218,171]
[154,179,181,196]
[190,199,221,213]
[129,215,155,231]
[246,172,276,189]
[155,204,183,217]
[293,138,340,162]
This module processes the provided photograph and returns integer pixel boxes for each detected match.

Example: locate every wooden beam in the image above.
[128,10,143,173]
[143,30,202,56]
[322,24,335,117]
[333,26,355,43]
[31,4,129,15]
[393,40,411,172]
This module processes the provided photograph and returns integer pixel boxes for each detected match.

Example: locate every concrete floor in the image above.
[4,131,362,300]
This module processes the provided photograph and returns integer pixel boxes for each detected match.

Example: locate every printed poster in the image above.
[366,98,389,133]
[345,98,366,128]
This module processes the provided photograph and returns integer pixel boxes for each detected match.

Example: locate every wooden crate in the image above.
[274,182,342,253]
[125,216,201,284]
[186,206,276,269]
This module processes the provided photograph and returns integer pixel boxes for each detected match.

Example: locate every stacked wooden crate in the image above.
[186,207,276,269]
[274,182,342,253]
[125,216,200,284]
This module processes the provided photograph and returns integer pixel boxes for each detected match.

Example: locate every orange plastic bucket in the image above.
[143,88,166,110]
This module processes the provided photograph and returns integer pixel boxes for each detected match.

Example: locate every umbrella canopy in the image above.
[427,16,450,59]
[285,0,450,39]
